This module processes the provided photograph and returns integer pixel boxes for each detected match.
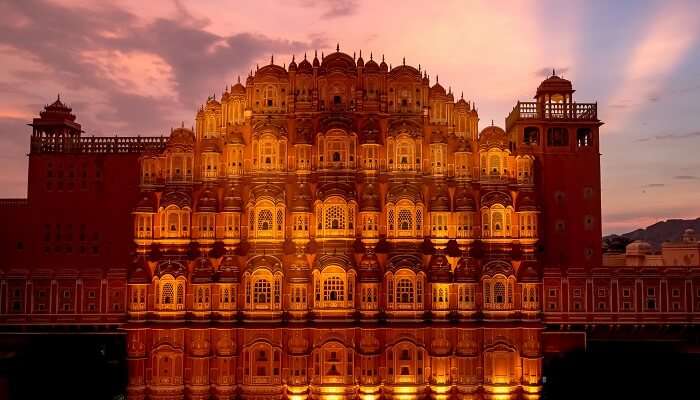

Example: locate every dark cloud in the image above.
[533,67,569,78]
[674,175,700,180]
[635,131,700,142]
[0,0,321,135]
[298,0,359,18]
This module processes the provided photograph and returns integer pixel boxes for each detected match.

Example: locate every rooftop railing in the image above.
[30,136,168,154]
[505,101,597,131]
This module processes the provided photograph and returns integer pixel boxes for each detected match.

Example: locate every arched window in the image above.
[162,283,174,304]
[494,282,505,303]
[254,279,271,304]
[577,128,592,147]
[323,276,344,301]
[396,279,414,303]
[524,127,539,144]
[264,86,276,108]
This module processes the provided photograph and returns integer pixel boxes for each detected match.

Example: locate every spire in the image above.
[292,54,295,62]
[370,52,373,60]
[461,91,464,99]
[382,54,385,62]
[336,42,340,52]
[359,49,362,58]
[403,57,405,65]
[418,64,421,72]
[552,68,556,76]
[321,51,324,59]
[491,119,494,126]
[270,54,274,64]
[353,51,356,60]
[304,52,307,60]
[436,75,439,83]
[237,75,240,83]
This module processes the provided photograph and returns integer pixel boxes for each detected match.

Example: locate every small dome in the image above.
[364,57,380,73]
[430,130,446,144]
[287,254,310,283]
[298,56,313,74]
[516,193,539,212]
[288,56,298,71]
[379,56,388,71]
[456,139,471,153]
[429,253,452,283]
[358,251,381,282]
[454,256,480,282]
[360,182,381,212]
[192,257,214,283]
[454,186,475,212]
[197,189,218,212]
[222,185,242,211]
[478,126,507,146]
[226,130,244,144]
[128,256,151,284]
[169,127,195,145]
[312,52,320,67]
[216,254,241,283]
[291,183,312,212]
[430,81,447,98]
[455,97,469,112]
[429,184,451,212]
[231,81,246,95]
[356,54,364,67]
[201,138,221,152]
[135,192,156,213]
[517,259,540,283]
[626,240,652,256]
[535,72,573,98]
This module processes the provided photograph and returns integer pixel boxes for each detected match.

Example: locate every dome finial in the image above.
[552,68,556,76]
[292,54,295,62]
[304,52,307,60]
[270,54,274,64]
[436,74,439,83]
[370,52,373,60]
[359,49,362,58]
[382,54,385,62]
[57,93,61,101]
[237,75,240,83]
[336,43,340,52]
[353,51,356,60]
[418,63,421,72]
[403,57,405,65]
[491,119,494,126]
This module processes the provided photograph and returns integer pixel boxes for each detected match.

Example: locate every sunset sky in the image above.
[1,0,699,234]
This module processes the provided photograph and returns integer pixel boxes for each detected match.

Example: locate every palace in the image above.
[1,48,700,399]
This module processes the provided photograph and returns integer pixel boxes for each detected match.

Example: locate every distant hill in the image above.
[603,218,700,251]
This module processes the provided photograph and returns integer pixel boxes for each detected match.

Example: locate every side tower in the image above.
[506,73,602,268]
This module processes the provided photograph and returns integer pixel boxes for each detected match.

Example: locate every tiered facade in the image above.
[2,48,699,400]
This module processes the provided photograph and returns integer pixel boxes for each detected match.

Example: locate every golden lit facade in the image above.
[0,48,627,400]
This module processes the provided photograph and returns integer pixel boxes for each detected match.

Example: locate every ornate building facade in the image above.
[1,49,699,399]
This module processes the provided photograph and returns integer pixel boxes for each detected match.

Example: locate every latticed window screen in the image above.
[274,279,281,304]
[161,283,174,304]
[494,282,505,304]
[388,209,395,231]
[416,208,423,231]
[176,284,184,304]
[396,279,414,303]
[258,209,273,231]
[325,205,346,230]
[398,210,413,230]
[323,276,345,301]
[276,209,284,231]
[417,279,423,302]
[254,279,271,303]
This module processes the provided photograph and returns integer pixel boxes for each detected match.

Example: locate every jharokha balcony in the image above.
[505,101,598,131]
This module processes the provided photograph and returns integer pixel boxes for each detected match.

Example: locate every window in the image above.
[254,279,271,304]
[396,279,414,304]
[577,128,592,147]
[323,276,344,301]
[524,127,539,144]
[547,127,568,146]
[162,283,174,304]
